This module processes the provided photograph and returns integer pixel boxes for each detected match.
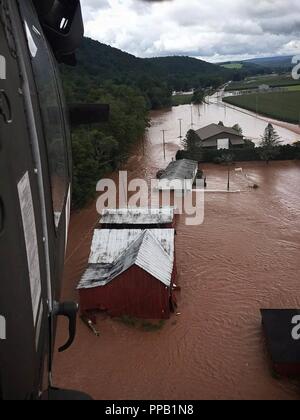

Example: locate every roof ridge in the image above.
[142,230,172,261]
[136,231,173,286]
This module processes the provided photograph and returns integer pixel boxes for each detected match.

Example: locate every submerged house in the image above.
[78,229,176,320]
[100,207,175,229]
[157,159,198,191]
[195,123,245,150]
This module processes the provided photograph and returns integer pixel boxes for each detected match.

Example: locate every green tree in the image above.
[259,123,282,163]
[244,139,256,149]
[232,124,243,135]
[181,129,200,152]
[192,89,204,104]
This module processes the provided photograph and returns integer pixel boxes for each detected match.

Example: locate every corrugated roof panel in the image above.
[88,229,175,264]
[135,231,173,287]
[100,207,174,225]
[78,229,175,290]
[159,159,198,182]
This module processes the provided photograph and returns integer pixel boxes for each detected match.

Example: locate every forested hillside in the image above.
[61,37,230,109]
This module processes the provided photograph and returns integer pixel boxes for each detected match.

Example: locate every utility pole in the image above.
[178,119,183,140]
[190,105,194,127]
[161,129,167,160]
[227,163,230,191]
[142,134,145,156]
[256,93,258,117]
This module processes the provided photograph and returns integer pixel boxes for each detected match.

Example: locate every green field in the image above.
[226,74,300,92]
[221,63,243,70]
[287,85,300,92]
[223,91,300,124]
[172,94,193,106]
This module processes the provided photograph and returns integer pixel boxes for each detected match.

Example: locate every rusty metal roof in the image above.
[77,230,175,289]
[100,207,174,225]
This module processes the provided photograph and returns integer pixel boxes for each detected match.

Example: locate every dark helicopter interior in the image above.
[0,0,106,400]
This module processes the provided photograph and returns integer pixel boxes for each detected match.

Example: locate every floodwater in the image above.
[53,100,300,400]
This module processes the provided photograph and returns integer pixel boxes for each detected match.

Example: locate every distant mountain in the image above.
[221,56,294,72]
[244,55,294,70]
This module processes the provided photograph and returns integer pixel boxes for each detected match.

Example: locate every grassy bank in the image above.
[172,94,193,106]
[223,91,300,124]
[226,75,300,92]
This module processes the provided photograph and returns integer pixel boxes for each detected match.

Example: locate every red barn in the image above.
[78,229,176,320]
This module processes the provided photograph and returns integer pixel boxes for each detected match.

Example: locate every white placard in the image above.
[0,55,6,79]
[0,315,6,340]
[217,138,229,150]
[18,172,42,325]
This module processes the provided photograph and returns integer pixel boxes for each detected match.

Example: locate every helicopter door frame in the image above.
[9,0,72,391]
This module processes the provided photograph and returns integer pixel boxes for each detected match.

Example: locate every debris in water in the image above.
[81,315,100,337]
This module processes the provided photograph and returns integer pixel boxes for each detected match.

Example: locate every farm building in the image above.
[157,159,198,191]
[78,229,177,320]
[195,123,245,150]
[100,207,175,229]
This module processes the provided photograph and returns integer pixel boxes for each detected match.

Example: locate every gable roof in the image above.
[78,230,174,290]
[195,124,243,141]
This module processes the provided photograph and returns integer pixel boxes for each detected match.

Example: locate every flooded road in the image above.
[54,102,300,400]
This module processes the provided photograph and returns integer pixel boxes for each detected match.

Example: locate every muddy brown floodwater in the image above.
[54,102,300,400]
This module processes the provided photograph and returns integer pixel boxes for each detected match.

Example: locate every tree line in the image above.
[178,124,300,164]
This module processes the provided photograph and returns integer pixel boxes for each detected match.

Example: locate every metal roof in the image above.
[159,159,198,182]
[88,229,175,264]
[100,207,174,225]
[78,230,174,290]
[195,123,244,141]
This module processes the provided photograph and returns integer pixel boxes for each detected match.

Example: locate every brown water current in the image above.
[53,101,300,400]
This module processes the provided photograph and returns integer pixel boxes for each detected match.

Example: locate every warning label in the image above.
[18,172,42,325]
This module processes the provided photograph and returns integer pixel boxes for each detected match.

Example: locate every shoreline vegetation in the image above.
[177,125,300,164]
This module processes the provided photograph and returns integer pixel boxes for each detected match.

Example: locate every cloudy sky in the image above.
[81,0,300,62]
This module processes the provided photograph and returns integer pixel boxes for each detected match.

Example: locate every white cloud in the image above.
[81,0,300,61]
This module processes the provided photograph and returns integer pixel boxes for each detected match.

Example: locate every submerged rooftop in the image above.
[159,159,198,182]
[100,207,175,226]
[78,229,175,290]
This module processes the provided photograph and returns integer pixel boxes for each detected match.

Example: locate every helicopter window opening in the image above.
[27,22,69,229]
